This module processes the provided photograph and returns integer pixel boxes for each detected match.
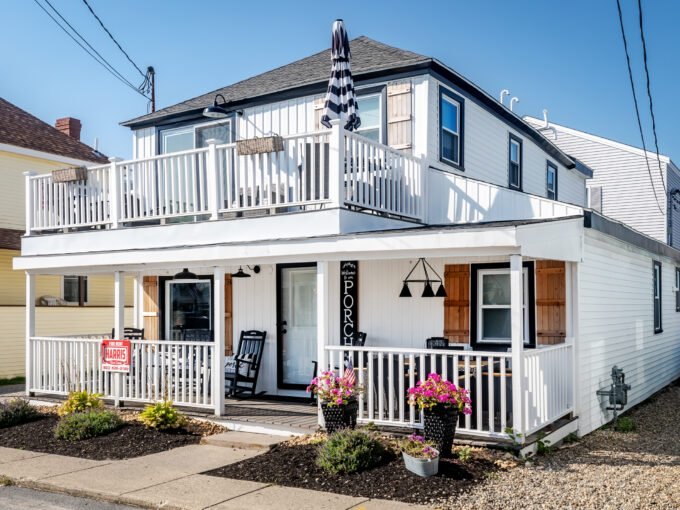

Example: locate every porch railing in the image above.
[28,336,215,409]
[324,343,574,440]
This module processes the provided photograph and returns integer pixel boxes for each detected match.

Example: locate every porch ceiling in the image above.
[14,217,583,273]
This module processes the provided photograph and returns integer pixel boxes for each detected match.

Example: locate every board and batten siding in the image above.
[426,78,586,208]
[666,164,680,249]
[577,229,680,435]
[525,118,671,245]
[0,306,134,378]
[132,127,156,159]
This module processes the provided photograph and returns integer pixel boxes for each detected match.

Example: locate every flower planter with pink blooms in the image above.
[307,371,361,434]
[401,433,440,477]
[408,373,472,457]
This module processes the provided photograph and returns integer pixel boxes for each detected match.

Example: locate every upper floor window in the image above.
[160,120,232,154]
[508,134,522,190]
[355,94,382,142]
[63,275,88,306]
[654,261,662,333]
[439,88,464,167]
[546,162,558,200]
[675,267,680,312]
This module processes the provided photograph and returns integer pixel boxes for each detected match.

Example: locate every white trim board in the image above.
[0,142,102,167]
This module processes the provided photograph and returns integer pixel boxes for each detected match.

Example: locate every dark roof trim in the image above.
[584,210,680,262]
[569,156,594,178]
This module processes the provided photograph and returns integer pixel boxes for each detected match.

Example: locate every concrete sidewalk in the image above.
[0,445,430,510]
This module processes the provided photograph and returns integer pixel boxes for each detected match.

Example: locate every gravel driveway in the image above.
[447,382,680,510]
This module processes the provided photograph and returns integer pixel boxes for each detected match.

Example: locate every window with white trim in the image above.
[160,120,232,154]
[546,162,558,200]
[654,261,662,333]
[63,275,88,305]
[355,94,381,142]
[509,135,522,190]
[477,268,529,344]
[440,89,463,166]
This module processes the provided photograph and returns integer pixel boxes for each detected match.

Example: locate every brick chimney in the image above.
[55,117,82,141]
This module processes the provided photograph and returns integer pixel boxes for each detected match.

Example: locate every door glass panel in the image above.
[482,274,510,305]
[280,266,317,386]
[196,122,231,147]
[161,128,194,154]
[166,281,212,340]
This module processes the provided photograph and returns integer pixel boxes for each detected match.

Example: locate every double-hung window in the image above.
[63,275,88,305]
[546,162,558,200]
[508,135,522,190]
[676,267,680,312]
[653,261,662,333]
[477,268,529,344]
[440,88,463,167]
[355,94,382,142]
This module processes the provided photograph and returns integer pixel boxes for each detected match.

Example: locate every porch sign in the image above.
[101,339,131,372]
[340,261,359,345]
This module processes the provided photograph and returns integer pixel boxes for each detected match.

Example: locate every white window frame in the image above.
[477,268,529,344]
[355,93,383,143]
[164,279,213,341]
[546,162,557,200]
[62,275,88,305]
[160,119,232,154]
[509,136,522,190]
[440,94,461,166]
[654,261,662,333]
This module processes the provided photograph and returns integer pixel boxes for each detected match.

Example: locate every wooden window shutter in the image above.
[443,264,470,343]
[142,276,159,340]
[313,97,325,131]
[387,82,413,152]
[535,261,566,345]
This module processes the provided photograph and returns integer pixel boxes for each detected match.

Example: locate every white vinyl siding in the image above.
[577,229,680,435]
[132,127,156,159]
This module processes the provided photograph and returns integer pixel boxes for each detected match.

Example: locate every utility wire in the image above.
[615,0,664,214]
[32,0,149,99]
[637,0,666,193]
[81,0,146,79]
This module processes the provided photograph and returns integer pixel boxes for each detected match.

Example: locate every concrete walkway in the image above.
[0,444,430,510]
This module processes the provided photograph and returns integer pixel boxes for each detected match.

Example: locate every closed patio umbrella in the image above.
[320,19,361,131]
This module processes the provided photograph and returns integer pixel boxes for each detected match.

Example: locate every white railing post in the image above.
[108,157,122,229]
[23,171,37,235]
[25,272,35,396]
[206,139,221,220]
[419,159,428,223]
[510,254,525,441]
[317,260,329,427]
[113,271,125,406]
[213,266,225,416]
[328,120,345,209]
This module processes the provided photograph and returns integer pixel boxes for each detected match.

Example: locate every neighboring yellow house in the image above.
[0,98,133,379]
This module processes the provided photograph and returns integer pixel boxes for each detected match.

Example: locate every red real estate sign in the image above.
[101,339,131,372]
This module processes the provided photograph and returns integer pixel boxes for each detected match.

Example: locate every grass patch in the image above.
[613,416,636,433]
[0,377,24,387]
[0,476,14,486]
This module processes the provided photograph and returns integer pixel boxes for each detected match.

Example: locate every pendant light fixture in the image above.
[202,93,229,119]
[398,258,447,298]
[231,265,261,278]
[173,268,198,280]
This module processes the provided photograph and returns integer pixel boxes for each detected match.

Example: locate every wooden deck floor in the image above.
[219,398,319,433]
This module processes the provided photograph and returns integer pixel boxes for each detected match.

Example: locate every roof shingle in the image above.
[0,98,107,163]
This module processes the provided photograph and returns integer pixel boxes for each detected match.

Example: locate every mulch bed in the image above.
[204,442,506,505]
[0,414,201,460]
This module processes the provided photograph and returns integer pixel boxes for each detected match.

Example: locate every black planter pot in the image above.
[321,399,358,434]
[423,405,458,457]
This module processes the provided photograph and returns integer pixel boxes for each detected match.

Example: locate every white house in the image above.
[14,36,680,442]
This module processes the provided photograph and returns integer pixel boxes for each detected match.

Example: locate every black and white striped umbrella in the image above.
[320,20,361,131]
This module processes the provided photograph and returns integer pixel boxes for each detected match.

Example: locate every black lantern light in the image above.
[173,268,198,280]
[399,258,447,298]
[231,265,261,278]
[203,93,229,119]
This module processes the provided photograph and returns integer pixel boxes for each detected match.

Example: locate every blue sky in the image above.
[2,0,679,160]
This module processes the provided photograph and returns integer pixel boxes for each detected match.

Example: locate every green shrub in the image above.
[139,401,187,430]
[614,416,636,433]
[58,391,103,416]
[456,445,473,463]
[55,410,123,441]
[0,398,39,428]
[316,429,385,474]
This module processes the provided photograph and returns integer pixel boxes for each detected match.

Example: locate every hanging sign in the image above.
[101,339,131,372]
[340,261,359,345]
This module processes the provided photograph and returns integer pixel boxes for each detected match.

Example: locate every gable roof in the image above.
[0,98,107,164]
[122,36,429,127]
[122,36,575,169]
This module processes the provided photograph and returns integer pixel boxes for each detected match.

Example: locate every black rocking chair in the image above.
[225,330,266,397]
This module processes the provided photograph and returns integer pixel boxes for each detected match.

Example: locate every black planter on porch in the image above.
[321,399,359,434]
[423,405,458,457]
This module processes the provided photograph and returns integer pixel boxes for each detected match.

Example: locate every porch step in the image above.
[201,431,287,450]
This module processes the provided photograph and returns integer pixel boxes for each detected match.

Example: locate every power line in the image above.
[615,0,664,214]
[32,0,149,99]
[637,0,666,193]
[81,0,146,79]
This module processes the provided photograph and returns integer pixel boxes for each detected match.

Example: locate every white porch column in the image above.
[132,273,142,329]
[510,254,525,440]
[328,120,345,208]
[205,139,221,220]
[23,172,37,235]
[316,261,329,427]
[113,271,125,406]
[25,272,35,396]
[565,261,580,421]
[109,157,122,229]
[213,266,225,416]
